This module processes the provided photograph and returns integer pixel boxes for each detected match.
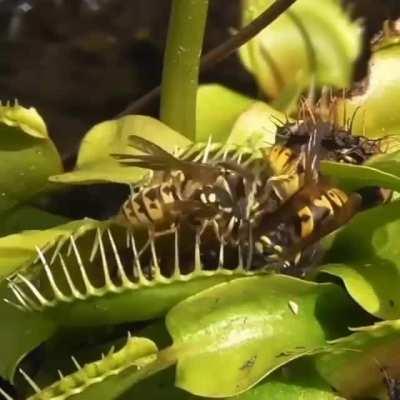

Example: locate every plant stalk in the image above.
[118,0,298,118]
[160,0,210,140]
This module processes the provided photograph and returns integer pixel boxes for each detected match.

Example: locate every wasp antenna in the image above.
[270,114,285,127]
[19,369,41,394]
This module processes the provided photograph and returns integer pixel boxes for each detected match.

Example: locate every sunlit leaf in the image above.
[167,275,360,397]
[0,103,62,215]
[196,85,254,142]
[321,201,400,319]
[320,153,400,192]
[240,0,361,102]
[0,218,106,280]
[50,115,191,185]
[0,102,48,139]
[336,22,400,137]
[227,101,285,147]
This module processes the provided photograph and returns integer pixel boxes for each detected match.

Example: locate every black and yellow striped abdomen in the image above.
[253,180,361,265]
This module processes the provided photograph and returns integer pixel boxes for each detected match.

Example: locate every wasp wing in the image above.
[112,135,227,183]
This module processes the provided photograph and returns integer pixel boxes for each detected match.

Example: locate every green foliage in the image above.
[166,275,358,397]
[0,218,106,280]
[336,24,400,137]
[240,0,361,108]
[0,206,69,237]
[322,201,400,319]
[50,116,191,185]
[231,359,345,400]
[0,103,62,216]
[0,4,400,400]
[0,284,56,382]
[227,101,284,147]
[196,85,255,142]
[321,148,400,192]
[196,86,285,148]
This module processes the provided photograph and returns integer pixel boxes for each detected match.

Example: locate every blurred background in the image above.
[0,0,398,161]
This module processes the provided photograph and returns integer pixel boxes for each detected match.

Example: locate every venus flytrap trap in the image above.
[4,224,261,327]
[0,335,161,400]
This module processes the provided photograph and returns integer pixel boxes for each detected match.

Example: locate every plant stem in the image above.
[118,0,298,118]
[160,0,210,140]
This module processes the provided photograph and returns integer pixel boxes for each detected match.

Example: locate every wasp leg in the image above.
[137,226,177,258]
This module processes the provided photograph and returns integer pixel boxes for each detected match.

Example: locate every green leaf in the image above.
[0,102,49,139]
[0,206,69,237]
[0,103,62,215]
[315,320,400,398]
[336,25,400,137]
[320,153,400,192]
[240,0,361,101]
[227,101,285,147]
[0,218,106,280]
[196,85,254,142]
[231,358,345,400]
[50,115,191,185]
[0,283,56,382]
[321,201,400,319]
[167,275,359,397]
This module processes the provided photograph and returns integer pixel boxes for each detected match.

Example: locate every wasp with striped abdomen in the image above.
[111,117,374,273]
[112,135,262,247]
[250,123,364,271]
